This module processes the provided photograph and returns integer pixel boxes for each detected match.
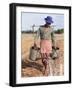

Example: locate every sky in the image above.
[21,12,64,31]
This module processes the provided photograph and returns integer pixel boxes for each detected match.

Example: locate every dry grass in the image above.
[21,33,64,77]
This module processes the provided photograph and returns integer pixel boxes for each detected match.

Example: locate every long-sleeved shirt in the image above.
[35,26,56,47]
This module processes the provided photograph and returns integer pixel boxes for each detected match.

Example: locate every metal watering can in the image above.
[29,44,41,61]
[50,46,59,60]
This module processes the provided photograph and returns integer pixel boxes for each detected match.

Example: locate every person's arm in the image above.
[34,28,40,45]
[51,29,56,48]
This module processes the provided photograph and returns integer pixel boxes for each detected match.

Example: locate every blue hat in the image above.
[45,16,53,24]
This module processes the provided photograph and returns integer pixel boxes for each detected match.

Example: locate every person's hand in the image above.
[52,46,59,50]
[52,46,56,49]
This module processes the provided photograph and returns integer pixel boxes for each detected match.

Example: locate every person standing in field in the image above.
[34,16,56,76]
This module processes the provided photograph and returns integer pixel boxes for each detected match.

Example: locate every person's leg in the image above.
[46,53,55,76]
[41,53,46,74]
[41,53,50,76]
[44,53,50,76]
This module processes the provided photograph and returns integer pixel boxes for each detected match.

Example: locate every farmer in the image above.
[34,16,56,76]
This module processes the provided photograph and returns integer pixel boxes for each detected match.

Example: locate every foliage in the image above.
[22,28,64,34]
[54,29,64,34]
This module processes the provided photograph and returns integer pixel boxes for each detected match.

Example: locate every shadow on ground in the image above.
[22,60,43,72]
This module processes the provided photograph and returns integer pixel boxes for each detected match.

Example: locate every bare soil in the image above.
[21,33,64,77]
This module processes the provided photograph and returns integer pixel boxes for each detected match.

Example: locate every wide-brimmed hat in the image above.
[45,16,53,24]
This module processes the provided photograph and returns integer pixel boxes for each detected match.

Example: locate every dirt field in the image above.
[21,33,64,77]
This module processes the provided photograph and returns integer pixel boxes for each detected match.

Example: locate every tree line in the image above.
[22,28,64,34]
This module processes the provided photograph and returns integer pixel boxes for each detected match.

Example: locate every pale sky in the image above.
[21,12,64,31]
